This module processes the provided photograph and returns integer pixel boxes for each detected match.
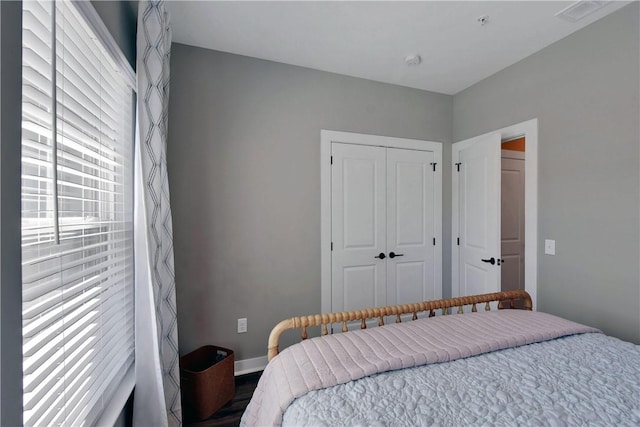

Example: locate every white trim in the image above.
[320,132,332,315]
[321,130,443,314]
[452,119,538,309]
[234,356,268,376]
[433,144,443,302]
[94,365,135,427]
[71,1,137,89]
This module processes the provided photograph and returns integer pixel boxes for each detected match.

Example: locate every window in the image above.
[21,1,135,425]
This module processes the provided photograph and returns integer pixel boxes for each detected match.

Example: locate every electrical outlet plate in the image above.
[237,318,247,334]
[544,239,556,255]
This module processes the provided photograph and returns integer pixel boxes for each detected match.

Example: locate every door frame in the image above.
[452,118,538,309]
[321,130,443,314]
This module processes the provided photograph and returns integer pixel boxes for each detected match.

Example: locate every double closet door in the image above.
[331,141,441,314]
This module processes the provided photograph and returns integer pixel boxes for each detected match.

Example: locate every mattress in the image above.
[282,332,640,426]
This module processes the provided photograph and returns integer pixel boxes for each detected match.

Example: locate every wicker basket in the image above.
[180,345,235,420]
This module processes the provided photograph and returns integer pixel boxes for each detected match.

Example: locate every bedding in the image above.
[283,333,640,426]
[241,309,611,426]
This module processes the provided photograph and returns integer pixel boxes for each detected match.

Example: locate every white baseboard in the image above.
[234,355,268,376]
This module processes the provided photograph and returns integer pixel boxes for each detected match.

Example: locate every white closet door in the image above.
[331,143,387,312]
[386,149,436,305]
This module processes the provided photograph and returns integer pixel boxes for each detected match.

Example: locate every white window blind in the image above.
[21,1,135,426]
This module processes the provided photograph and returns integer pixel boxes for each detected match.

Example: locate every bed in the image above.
[241,290,640,426]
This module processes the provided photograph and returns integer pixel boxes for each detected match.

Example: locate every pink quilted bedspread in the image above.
[241,310,599,426]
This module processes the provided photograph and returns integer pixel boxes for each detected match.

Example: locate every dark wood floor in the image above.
[185,371,262,427]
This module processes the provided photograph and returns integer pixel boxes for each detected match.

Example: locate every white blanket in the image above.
[241,310,599,426]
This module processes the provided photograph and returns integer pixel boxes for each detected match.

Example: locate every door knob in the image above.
[389,252,404,259]
[481,257,496,265]
[497,259,505,265]
[375,252,386,259]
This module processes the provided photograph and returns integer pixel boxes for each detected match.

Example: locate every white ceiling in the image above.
[166,1,631,95]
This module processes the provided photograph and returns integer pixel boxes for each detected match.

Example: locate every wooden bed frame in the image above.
[268,290,532,360]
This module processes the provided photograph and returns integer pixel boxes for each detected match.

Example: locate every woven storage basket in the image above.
[180,345,235,420]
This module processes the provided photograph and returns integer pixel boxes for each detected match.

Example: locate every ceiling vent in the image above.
[555,1,612,23]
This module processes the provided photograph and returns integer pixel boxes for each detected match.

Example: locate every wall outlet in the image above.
[544,239,556,255]
[237,318,247,334]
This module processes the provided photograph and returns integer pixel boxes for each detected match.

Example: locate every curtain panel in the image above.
[134,1,182,426]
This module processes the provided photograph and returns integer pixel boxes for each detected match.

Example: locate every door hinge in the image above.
[455,162,461,172]
[457,237,460,246]
[331,242,333,251]
[331,155,333,165]
[430,162,437,172]
[433,237,436,246]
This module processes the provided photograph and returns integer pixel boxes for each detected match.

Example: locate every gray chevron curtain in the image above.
[134,1,182,426]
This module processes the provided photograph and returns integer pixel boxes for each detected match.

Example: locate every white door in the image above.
[501,150,525,292]
[331,143,387,312]
[453,133,501,297]
[331,142,440,314]
[386,149,438,305]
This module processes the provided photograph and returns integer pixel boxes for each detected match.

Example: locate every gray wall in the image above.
[453,4,640,343]
[0,2,24,425]
[168,3,640,360]
[168,45,453,359]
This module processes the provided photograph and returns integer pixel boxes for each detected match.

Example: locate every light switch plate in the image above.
[237,318,247,334]
[544,239,555,255]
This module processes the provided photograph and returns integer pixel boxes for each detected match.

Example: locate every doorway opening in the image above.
[501,137,525,293]
[451,119,538,309]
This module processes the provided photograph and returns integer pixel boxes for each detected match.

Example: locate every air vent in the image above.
[555,1,612,23]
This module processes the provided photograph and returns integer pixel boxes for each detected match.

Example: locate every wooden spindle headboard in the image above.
[267,290,532,360]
